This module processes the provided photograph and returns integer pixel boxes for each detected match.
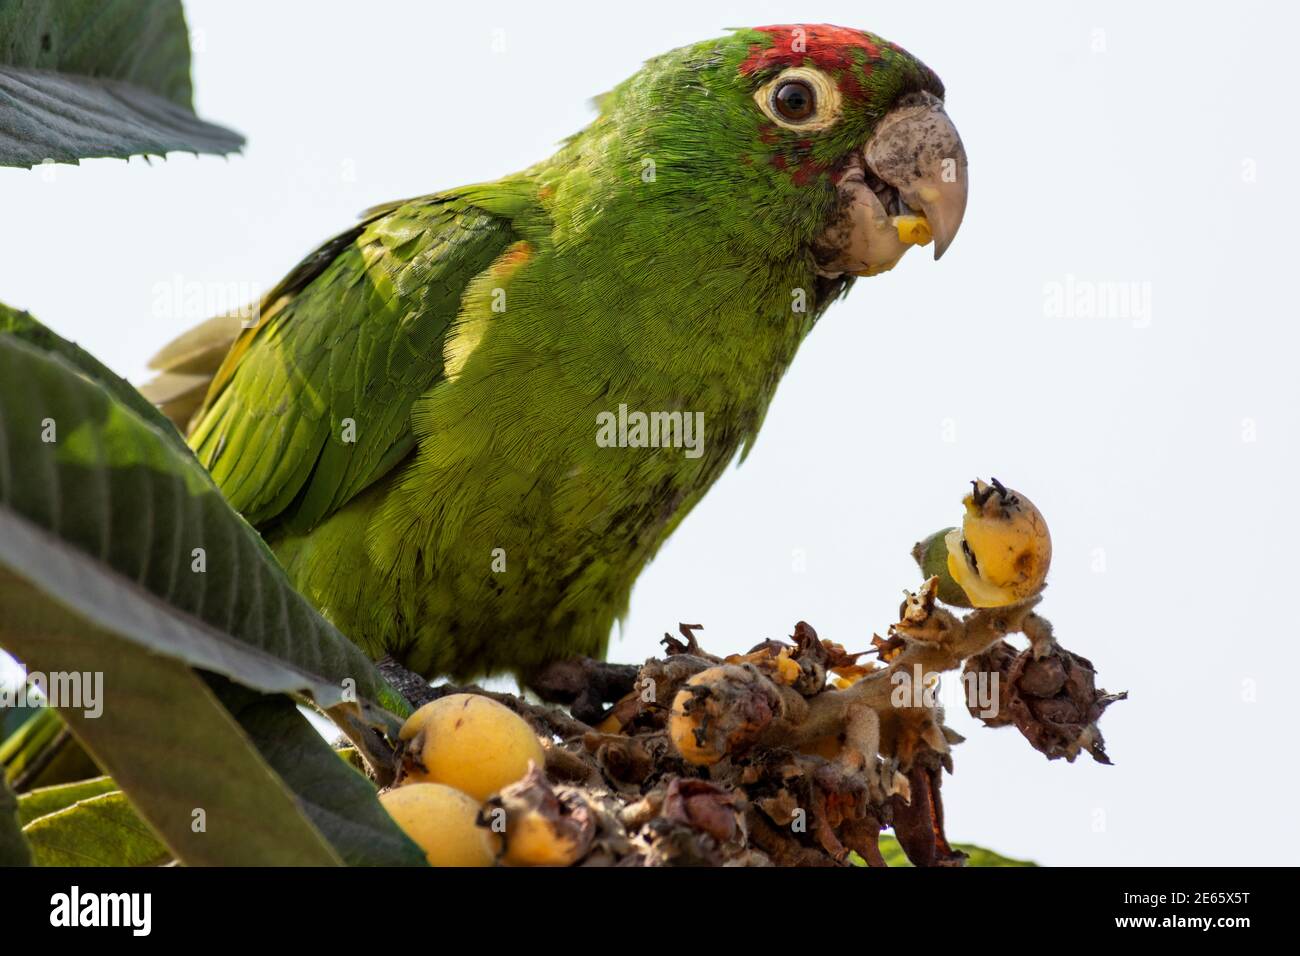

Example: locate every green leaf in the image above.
[0,302,188,453]
[954,842,1035,867]
[8,696,425,866]
[0,708,59,777]
[1,700,39,742]
[0,708,100,791]
[873,835,1036,867]
[194,679,426,867]
[0,768,31,865]
[0,0,243,166]
[16,775,117,827]
[0,318,424,864]
[0,329,409,736]
[22,791,170,866]
[0,581,345,865]
[0,0,197,106]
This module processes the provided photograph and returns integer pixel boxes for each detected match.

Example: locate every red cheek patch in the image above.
[791,157,827,187]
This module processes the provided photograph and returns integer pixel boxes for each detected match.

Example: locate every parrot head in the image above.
[574,24,968,278]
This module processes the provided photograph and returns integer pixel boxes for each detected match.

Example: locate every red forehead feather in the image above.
[739,24,895,76]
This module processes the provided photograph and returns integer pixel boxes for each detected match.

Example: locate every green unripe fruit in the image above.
[911,527,973,608]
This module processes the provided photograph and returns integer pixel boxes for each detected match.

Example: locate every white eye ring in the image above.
[753,67,843,132]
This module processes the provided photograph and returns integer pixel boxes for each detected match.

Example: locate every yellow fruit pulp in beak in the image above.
[893,215,932,247]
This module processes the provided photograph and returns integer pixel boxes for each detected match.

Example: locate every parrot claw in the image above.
[528,657,641,726]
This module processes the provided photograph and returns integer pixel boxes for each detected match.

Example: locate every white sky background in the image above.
[2,0,1298,865]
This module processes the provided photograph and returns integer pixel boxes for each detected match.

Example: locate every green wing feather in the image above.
[186,195,518,534]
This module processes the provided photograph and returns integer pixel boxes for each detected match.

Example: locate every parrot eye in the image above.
[769,79,811,121]
[773,80,816,122]
[753,67,843,132]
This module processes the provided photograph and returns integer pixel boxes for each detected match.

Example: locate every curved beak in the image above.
[863,91,969,259]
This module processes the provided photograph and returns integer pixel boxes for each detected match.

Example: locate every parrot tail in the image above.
[137,312,244,432]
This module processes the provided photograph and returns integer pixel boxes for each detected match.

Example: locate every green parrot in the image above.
[143,23,968,685]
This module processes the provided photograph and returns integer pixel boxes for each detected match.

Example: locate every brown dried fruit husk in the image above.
[964,641,1127,763]
[890,755,966,867]
[662,778,741,843]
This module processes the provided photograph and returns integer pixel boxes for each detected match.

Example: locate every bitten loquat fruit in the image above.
[668,665,781,766]
[944,478,1051,608]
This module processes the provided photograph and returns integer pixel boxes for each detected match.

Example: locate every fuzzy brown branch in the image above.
[758,594,1042,749]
